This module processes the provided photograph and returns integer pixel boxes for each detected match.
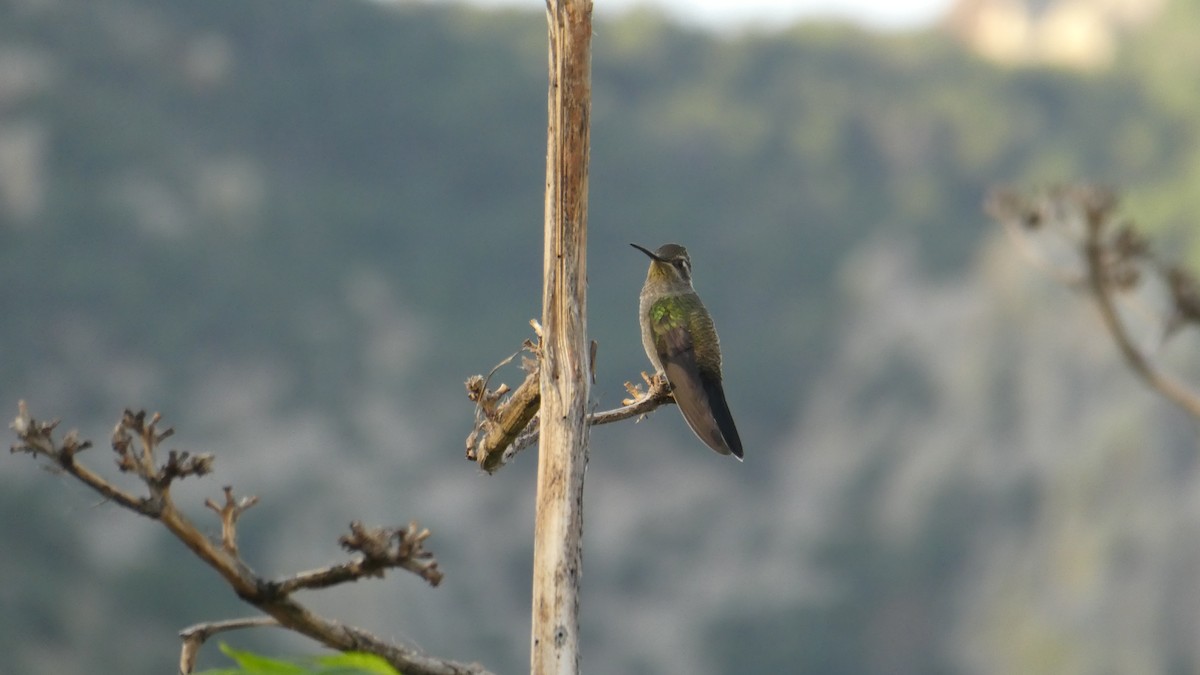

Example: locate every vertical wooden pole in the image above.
[532,0,592,673]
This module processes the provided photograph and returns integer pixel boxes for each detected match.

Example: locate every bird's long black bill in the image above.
[630,243,666,262]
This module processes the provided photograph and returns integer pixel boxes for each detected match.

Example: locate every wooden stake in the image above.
[532,0,592,673]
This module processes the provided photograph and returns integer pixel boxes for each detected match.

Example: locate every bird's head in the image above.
[631,242,692,286]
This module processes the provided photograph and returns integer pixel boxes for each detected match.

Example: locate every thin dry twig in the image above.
[179,616,279,674]
[9,402,492,675]
[270,521,443,594]
[205,486,259,557]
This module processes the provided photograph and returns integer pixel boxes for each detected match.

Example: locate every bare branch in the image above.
[464,363,676,474]
[9,402,493,675]
[1079,213,1200,420]
[271,521,443,593]
[179,616,279,674]
[1166,265,1200,339]
[987,185,1200,421]
[205,486,259,557]
[510,371,674,453]
[988,189,1088,289]
[12,400,152,513]
[466,366,541,472]
[465,333,544,472]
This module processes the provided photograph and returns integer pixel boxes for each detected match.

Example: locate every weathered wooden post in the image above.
[532,0,592,673]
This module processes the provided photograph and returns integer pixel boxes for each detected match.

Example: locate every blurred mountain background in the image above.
[4,0,1200,673]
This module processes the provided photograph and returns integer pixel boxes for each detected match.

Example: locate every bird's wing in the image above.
[650,299,742,458]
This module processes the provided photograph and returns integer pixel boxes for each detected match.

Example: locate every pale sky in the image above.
[423,0,958,31]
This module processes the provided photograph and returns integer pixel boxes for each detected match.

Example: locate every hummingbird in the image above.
[631,243,743,460]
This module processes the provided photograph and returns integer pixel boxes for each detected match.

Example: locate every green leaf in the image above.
[314,652,401,675]
[191,644,402,675]
[219,644,310,674]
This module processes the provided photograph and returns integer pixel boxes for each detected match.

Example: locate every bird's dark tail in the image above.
[704,376,743,460]
[666,359,743,460]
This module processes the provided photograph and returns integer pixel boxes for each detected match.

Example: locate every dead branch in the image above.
[510,371,675,453]
[9,401,492,675]
[465,324,543,472]
[464,363,675,473]
[466,362,541,472]
[205,485,259,557]
[986,185,1200,420]
[179,616,279,674]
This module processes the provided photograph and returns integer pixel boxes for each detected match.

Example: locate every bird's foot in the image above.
[622,371,670,406]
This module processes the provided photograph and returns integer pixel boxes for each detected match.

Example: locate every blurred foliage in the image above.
[4,0,1199,430]
[4,0,1200,674]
